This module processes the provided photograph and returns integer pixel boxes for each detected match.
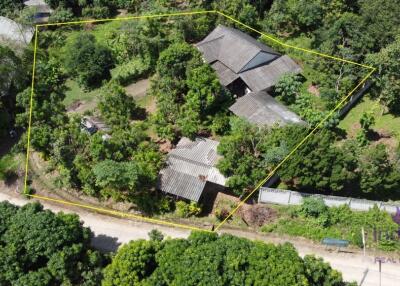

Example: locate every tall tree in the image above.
[103,231,351,286]
[0,202,105,286]
[64,33,114,89]
[366,36,400,114]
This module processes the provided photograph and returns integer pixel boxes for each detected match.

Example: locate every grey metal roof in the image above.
[229,91,305,127]
[0,17,34,46]
[159,137,226,202]
[211,61,239,86]
[240,56,302,91]
[24,0,52,12]
[196,25,280,73]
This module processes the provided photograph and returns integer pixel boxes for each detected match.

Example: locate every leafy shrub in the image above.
[215,207,230,221]
[300,197,329,218]
[148,229,164,242]
[82,6,111,19]
[111,57,151,85]
[260,223,277,233]
[378,239,400,251]
[48,8,74,23]
[274,73,302,105]
[175,201,201,218]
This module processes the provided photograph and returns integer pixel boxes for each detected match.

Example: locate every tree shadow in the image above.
[133,106,148,121]
[91,234,121,252]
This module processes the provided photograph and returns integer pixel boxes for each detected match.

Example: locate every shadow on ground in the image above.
[91,234,121,252]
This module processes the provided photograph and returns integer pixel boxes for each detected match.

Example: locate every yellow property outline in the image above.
[23,10,376,233]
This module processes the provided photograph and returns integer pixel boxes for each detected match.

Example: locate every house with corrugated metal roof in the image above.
[229,91,305,127]
[196,25,305,127]
[196,24,302,96]
[0,16,34,47]
[158,137,226,203]
[24,0,53,24]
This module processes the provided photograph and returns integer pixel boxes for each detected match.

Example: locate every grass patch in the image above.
[0,153,22,182]
[136,93,154,108]
[64,79,98,107]
[339,97,400,137]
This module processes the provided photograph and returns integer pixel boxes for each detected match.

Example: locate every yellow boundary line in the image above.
[23,10,376,233]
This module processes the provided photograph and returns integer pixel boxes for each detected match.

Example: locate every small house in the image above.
[24,0,53,24]
[0,16,34,47]
[158,137,226,203]
[196,25,302,97]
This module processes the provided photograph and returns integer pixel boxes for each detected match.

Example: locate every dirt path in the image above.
[1,188,399,285]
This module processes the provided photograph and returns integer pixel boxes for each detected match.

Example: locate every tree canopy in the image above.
[64,33,114,89]
[0,202,105,286]
[103,231,352,286]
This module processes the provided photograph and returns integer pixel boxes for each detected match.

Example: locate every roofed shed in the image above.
[229,91,305,127]
[158,137,226,202]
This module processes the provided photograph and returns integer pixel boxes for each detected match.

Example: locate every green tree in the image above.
[279,130,356,193]
[217,118,304,194]
[274,73,302,105]
[359,0,400,51]
[0,46,26,137]
[358,144,400,195]
[98,81,139,127]
[103,232,351,285]
[102,240,158,286]
[0,202,105,286]
[16,57,67,155]
[0,0,24,17]
[366,36,400,114]
[359,111,375,132]
[213,0,258,28]
[64,33,114,89]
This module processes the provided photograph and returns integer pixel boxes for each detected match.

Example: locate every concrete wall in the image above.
[258,187,400,214]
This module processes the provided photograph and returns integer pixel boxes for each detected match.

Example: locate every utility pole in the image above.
[361,227,366,256]
[378,259,382,286]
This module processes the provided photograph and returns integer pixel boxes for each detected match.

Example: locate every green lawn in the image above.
[339,97,400,137]
[64,80,98,108]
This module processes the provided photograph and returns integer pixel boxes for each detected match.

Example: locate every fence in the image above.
[338,80,372,118]
[258,187,400,214]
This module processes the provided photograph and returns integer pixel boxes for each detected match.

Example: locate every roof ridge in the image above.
[169,153,213,169]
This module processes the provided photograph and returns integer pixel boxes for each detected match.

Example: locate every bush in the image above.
[300,197,329,218]
[110,57,151,85]
[82,6,111,19]
[148,229,164,242]
[175,201,201,218]
[215,207,230,221]
[48,8,74,23]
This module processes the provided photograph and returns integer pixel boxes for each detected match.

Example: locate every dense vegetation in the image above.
[0,202,105,286]
[262,197,400,251]
[0,202,356,285]
[1,0,399,211]
[103,231,354,286]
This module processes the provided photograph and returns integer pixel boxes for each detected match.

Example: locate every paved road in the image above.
[1,189,399,286]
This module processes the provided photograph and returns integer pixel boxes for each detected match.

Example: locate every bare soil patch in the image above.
[66,99,98,114]
[308,84,320,96]
[125,78,151,99]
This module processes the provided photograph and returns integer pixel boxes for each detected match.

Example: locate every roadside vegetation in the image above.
[0,201,356,286]
[0,201,106,286]
[261,198,400,252]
